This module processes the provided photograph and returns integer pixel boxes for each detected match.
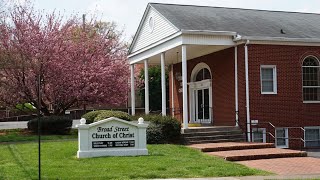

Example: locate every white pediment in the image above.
[130,5,179,53]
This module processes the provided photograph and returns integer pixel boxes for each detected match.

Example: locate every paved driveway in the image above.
[0,120,80,130]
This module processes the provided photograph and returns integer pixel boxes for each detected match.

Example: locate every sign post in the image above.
[76,117,148,158]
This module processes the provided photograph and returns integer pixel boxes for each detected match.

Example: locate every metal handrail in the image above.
[247,122,306,150]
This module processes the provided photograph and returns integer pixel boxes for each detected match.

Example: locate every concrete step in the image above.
[188,142,275,152]
[185,137,246,145]
[206,148,307,161]
[183,126,240,133]
[184,134,245,141]
[182,130,243,137]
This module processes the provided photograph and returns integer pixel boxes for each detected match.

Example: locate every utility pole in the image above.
[82,14,86,116]
[82,14,86,32]
[37,68,41,180]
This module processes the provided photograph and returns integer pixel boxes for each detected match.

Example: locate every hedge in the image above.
[27,116,72,134]
[134,115,181,144]
[93,110,131,122]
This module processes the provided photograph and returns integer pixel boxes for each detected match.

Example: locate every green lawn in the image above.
[0,141,269,180]
[0,129,77,143]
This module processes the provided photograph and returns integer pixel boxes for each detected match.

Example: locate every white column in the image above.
[235,46,239,127]
[171,64,175,117]
[144,60,149,114]
[130,64,135,116]
[182,45,188,129]
[161,52,166,116]
[245,41,251,142]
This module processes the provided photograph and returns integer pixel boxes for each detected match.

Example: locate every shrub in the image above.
[146,123,165,144]
[27,116,72,134]
[133,115,181,144]
[81,110,105,124]
[94,110,131,122]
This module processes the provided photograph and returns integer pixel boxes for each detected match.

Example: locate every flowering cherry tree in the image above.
[0,5,129,115]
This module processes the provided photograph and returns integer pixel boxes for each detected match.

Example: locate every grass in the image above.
[0,141,269,180]
[0,129,77,143]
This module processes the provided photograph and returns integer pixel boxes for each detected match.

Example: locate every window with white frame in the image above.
[260,65,277,94]
[302,56,320,102]
[305,127,320,147]
[276,128,288,148]
[252,128,266,143]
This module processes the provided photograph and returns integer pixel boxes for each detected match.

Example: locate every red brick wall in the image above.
[237,45,247,133]
[245,44,320,148]
[170,47,236,126]
[169,44,320,148]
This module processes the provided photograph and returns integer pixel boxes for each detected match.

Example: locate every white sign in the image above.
[76,117,148,158]
[251,119,259,125]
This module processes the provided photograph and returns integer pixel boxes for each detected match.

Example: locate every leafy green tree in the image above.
[138,66,169,112]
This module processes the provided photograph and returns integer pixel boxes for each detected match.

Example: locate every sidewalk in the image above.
[0,120,80,129]
[155,174,320,180]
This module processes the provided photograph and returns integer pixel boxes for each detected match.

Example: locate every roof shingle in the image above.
[151,3,320,39]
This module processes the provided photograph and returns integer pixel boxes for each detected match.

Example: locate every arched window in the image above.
[195,68,211,81]
[302,56,320,102]
[190,62,212,82]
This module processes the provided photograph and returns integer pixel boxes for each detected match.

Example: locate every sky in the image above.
[26,0,320,41]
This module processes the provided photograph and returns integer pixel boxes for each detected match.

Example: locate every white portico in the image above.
[128,3,240,130]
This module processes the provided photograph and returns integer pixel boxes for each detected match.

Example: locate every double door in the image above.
[195,88,211,124]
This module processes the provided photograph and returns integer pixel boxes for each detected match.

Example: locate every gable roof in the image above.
[150,3,320,39]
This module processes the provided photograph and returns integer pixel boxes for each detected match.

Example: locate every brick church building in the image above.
[128,3,320,149]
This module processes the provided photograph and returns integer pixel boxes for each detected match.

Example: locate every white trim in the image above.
[303,101,320,103]
[128,32,182,64]
[302,56,320,103]
[275,128,289,148]
[129,5,152,53]
[188,79,213,123]
[190,62,212,82]
[128,4,179,53]
[188,80,212,124]
[240,40,320,47]
[240,36,320,43]
[302,55,320,65]
[182,34,235,46]
[128,31,182,58]
[181,30,237,36]
[128,33,235,64]
[260,65,277,94]
[189,63,213,124]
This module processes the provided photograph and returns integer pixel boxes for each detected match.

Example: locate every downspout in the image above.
[234,46,239,127]
[244,40,251,142]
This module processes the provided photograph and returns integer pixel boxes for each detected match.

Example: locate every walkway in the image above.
[189,142,320,176]
[238,157,320,175]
